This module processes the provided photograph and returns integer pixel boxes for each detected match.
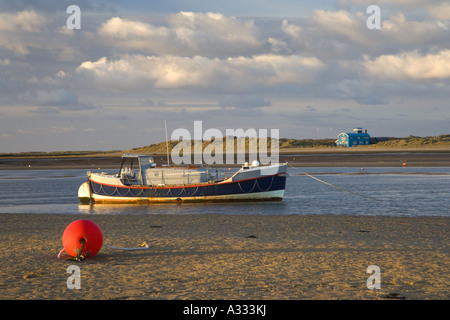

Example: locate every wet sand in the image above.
[0,150,449,170]
[0,213,448,300]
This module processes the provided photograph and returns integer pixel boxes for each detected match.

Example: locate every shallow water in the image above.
[0,167,448,216]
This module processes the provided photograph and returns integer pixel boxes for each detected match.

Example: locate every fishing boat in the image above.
[78,154,288,204]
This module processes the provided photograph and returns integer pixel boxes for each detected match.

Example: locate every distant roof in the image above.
[338,132,370,137]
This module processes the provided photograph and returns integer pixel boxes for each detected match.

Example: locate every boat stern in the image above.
[78,181,91,204]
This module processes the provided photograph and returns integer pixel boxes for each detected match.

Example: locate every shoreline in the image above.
[1,149,449,170]
[0,213,448,300]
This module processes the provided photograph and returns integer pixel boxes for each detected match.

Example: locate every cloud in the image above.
[29,107,60,115]
[337,0,439,8]
[0,0,102,13]
[337,0,450,22]
[19,89,95,110]
[382,13,450,45]
[279,6,449,61]
[98,12,262,57]
[219,95,272,108]
[313,10,372,46]
[1,4,450,152]
[426,2,450,20]
[94,107,128,120]
[98,17,173,52]
[0,10,46,32]
[326,78,390,105]
[50,126,76,134]
[364,50,450,81]
[0,10,47,54]
[77,53,325,92]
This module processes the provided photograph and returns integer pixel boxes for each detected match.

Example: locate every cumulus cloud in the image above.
[77,54,325,92]
[382,13,450,46]
[1,3,450,152]
[338,0,450,21]
[364,50,450,81]
[0,10,46,32]
[0,10,47,54]
[98,12,262,57]
[98,17,173,52]
[313,9,371,46]
[77,55,217,90]
[279,5,450,61]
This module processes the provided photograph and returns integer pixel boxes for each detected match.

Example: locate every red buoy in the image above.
[62,219,103,260]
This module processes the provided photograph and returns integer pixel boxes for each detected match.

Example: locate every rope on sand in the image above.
[57,242,150,260]
[289,165,382,202]
[57,248,67,260]
[103,242,150,251]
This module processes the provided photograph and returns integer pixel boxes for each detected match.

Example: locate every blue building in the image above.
[335,128,371,147]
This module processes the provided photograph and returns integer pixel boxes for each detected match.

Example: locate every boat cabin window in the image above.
[140,156,155,165]
[139,156,156,169]
[119,155,154,176]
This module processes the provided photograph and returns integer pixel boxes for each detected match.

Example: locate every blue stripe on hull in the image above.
[89,174,286,202]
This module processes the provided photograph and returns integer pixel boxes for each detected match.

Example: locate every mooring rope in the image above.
[103,242,150,251]
[57,248,67,260]
[288,165,382,202]
[57,242,150,260]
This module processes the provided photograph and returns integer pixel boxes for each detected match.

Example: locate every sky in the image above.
[0,0,449,152]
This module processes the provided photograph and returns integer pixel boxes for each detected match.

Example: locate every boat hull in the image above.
[80,173,287,204]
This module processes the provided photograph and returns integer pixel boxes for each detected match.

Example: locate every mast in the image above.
[165,120,170,167]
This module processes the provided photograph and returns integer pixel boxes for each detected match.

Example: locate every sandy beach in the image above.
[0,213,448,300]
